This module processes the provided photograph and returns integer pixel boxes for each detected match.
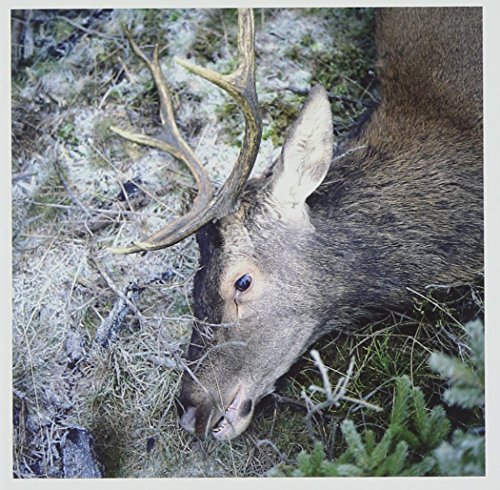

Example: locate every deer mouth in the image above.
[212,388,254,440]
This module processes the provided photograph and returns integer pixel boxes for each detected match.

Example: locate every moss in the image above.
[262,99,302,147]
[58,122,79,146]
[213,100,241,145]
[88,112,140,170]
[216,95,303,149]
[92,116,116,147]
[131,79,159,109]
[77,78,104,105]
[167,10,183,23]
[191,9,238,63]
[52,19,75,43]
[11,69,29,94]
[136,9,168,44]
[28,58,63,78]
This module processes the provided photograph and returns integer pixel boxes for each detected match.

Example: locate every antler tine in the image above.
[109,9,261,254]
[174,9,262,216]
[108,29,214,254]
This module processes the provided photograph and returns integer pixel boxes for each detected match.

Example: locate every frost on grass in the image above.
[12,8,376,477]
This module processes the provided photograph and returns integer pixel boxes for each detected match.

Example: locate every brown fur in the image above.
[177,7,483,439]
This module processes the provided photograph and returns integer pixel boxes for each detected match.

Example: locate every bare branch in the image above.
[302,352,381,442]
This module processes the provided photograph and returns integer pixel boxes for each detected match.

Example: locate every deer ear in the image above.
[270,85,333,207]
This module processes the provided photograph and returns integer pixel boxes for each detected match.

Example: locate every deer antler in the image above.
[108,9,262,254]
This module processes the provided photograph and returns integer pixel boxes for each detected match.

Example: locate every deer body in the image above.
[178,7,482,440]
[111,8,482,440]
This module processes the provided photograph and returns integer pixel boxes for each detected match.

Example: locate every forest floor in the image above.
[11,8,482,478]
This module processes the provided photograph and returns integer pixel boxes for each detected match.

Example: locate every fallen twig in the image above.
[54,151,92,218]
[253,438,290,465]
[302,352,381,442]
[92,280,143,348]
[90,255,145,348]
[54,15,119,42]
[90,264,182,348]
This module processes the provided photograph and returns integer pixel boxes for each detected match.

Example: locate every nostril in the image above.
[240,399,253,417]
[179,406,197,434]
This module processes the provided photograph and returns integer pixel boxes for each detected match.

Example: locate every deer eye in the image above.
[235,274,252,292]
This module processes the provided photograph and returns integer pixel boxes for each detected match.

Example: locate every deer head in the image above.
[108,8,483,440]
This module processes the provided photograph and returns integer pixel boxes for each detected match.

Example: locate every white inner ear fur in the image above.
[271,85,334,209]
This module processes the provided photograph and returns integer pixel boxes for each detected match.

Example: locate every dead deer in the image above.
[109,8,483,440]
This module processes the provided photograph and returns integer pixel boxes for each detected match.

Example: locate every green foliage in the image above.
[52,19,74,43]
[433,429,485,476]
[428,319,484,409]
[271,375,443,477]
[58,122,79,146]
[390,376,451,452]
[290,442,338,477]
[136,9,169,44]
[429,319,485,476]
[260,101,301,146]
[216,8,375,149]
[167,10,183,23]
[270,320,485,477]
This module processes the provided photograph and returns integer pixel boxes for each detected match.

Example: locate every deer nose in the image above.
[179,406,197,434]
[177,388,200,434]
[178,380,217,435]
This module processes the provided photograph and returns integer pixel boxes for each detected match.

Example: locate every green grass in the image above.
[268,310,485,477]
[264,278,483,471]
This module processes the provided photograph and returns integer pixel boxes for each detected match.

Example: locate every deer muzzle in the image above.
[178,385,255,440]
